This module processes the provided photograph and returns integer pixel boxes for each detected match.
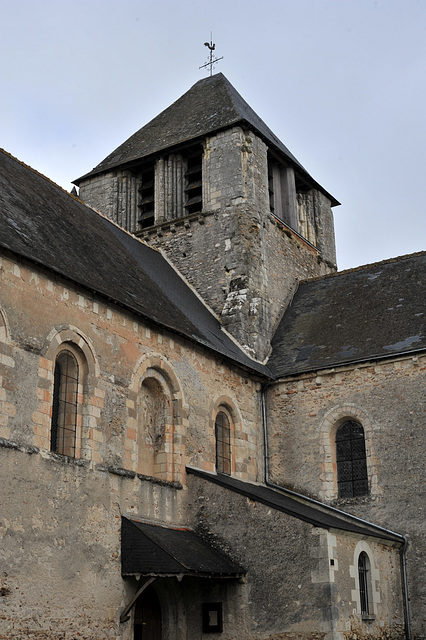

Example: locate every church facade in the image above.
[0,74,424,640]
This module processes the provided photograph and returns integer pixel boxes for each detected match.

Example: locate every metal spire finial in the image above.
[199,34,223,76]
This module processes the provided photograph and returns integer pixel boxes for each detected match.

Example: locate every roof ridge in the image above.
[0,148,79,202]
[299,250,426,285]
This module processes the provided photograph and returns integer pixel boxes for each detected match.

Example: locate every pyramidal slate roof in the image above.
[269,253,426,377]
[74,73,338,204]
[0,149,268,375]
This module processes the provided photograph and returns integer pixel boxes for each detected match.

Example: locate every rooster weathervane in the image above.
[199,35,223,76]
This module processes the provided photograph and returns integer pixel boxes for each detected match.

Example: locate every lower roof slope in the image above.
[187,467,404,544]
[270,253,426,377]
[0,149,267,375]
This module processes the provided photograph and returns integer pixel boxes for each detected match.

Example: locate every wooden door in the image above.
[134,585,162,640]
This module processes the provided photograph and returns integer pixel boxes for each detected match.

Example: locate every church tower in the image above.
[75,74,339,361]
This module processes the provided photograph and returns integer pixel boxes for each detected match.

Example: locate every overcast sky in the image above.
[2,0,425,270]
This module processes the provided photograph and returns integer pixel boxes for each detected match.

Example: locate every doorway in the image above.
[134,584,162,640]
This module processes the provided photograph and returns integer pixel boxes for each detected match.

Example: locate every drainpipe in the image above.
[400,538,412,640]
[260,383,411,639]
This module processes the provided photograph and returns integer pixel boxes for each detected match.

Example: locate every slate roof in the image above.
[74,74,338,206]
[121,517,245,577]
[187,467,404,544]
[269,253,426,377]
[0,149,267,375]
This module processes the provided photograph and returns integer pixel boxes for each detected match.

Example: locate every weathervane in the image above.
[199,35,223,76]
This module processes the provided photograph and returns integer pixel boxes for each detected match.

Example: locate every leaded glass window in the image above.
[358,551,371,615]
[215,411,231,475]
[51,350,79,457]
[336,420,368,498]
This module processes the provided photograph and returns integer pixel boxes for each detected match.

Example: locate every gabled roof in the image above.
[121,517,245,578]
[0,149,268,375]
[269,253,426,377]
[74,74,338,205]
[187,467,404,544]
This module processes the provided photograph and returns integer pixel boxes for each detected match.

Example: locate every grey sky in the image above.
[2,0,425,270]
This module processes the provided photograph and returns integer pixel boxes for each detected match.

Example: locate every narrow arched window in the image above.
[358,551,371,615]
[336,420,368,498]
[51,350,79,457]
[215,410,231,475]
[138,370,174,480]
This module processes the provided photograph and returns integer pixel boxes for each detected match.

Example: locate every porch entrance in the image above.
[134,584,162,640]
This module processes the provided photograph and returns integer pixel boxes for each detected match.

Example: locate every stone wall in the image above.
[266,356,426,638]
[187,474,405,640]
[144,205,334,361]
[78,126,337,361]
[79,169,140,231]
[0,248,266,638]
[0,252,261,485]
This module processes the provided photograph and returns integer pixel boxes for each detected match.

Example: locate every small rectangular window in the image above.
[202,603,223,633]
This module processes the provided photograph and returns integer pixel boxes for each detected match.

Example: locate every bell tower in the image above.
[75,74,338,361]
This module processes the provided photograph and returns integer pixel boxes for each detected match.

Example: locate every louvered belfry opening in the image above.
[138,164,155,229]
[336,420,368,498]
[184,146,203,215]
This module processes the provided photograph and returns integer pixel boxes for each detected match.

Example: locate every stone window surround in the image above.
[36,326,101,460]
[50,347,80,457]
[129,353,188,483]
[319,404,380,502]
[210,395,241,477]
[349,541,380,619]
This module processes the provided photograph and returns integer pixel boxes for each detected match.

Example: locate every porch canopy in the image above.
[121,517,245,579]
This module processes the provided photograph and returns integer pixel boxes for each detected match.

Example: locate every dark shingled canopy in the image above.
[269,253,426,377]
[74,74,338,206]
[121,517,245,577]
[0,149,268,375]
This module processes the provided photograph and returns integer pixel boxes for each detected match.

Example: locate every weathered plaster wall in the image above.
[0,250,264,637]
[0,445,181,639]
[0,252,261,484]
[187,475,404,640]
[266,357,426,638]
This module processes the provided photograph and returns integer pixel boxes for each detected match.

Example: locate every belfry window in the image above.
[138,164,155,228]
[51,350,79,457]
[268,158,298,230]
[336,420,368,498]
[215,410,231,475]
[358,551,371,615]
[184,146,203,215]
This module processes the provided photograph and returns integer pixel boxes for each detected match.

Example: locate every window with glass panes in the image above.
[336,420,368,498]
[215,411,231,475]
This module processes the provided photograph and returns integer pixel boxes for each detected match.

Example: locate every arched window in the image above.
[138,370,173,480]
[215,410,231,475]
[51,350,79,457]
[336,420,368,498]
[358,551,372,615]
